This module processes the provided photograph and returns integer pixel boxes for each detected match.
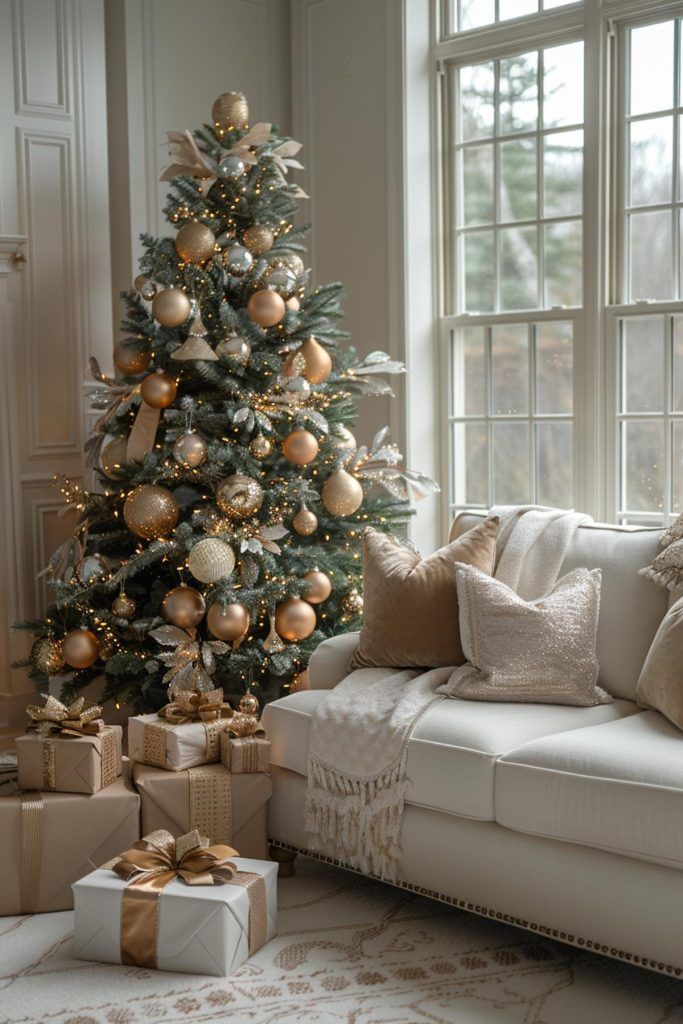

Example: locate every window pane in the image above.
[500,51,538,135]
[630,21,674,117]
[459,0,495,31]
[452,422,488,505]
[544,131,583,217]
[460,63,495,141]
[462,145,494,225]
[621,318,663,414]
[544,221,582,307]
[674,317,683,412]
[492,324,528,414]
[674,422,683,514]
[501,225,538,309]
[453,327,487,416]
[543,0,578,7]
[629,210,673,301]
[500,138,537,221]
[623,420,665,513]
[499,0,537,19]
[464,231,495,311]
[543,42,584,129]
[535,322,573,414]
[536,422,573,507]
[629,117,673,207]
[493,422,531,502]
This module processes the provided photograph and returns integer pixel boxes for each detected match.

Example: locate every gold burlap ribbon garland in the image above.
[112,829,267,967]
[25,696,117,790]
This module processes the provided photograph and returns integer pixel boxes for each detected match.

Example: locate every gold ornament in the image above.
[322,468,363,516]
[31,636,64,676]
[162,585,206,628]
[112,592,136,619]
[173,431,207,468]
[250,434,272,459]
[342,588,364,615]
[216,335,250,365]
[216,474,264,518]
[98,633,115,661]
[286,295,300,312]
[207,602,250,641]
[283,336,332,384]
[263,613,286,652]
[290,669,310,693]
[76,554,108,584]
[124,484,179,539]
[101,435,129,479]
[243,224,274,255]
[188,538,235,583]
[152,288,191,328]
[239,693,259,715]
[282,429,319,466]
[302,569,332,604]
[134,274,157,300]
[62,629,100,669]
[247,289,285,328]
[140,370,177,408]
[212,91,249,130]
[175,221,216,264]
[114,343,151,376]
[292,504,318,536]
[171,312,218,362]
[334,425,357,452]
[275,598,317,642]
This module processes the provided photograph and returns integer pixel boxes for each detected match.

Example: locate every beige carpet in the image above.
[1,856,682,1024]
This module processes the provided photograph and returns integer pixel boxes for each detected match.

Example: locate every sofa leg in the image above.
[270,845,297,877]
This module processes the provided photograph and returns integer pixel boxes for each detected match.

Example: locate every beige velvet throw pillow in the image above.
[348,516,500,670]
[636,595,683,730]
[439,563,610,706]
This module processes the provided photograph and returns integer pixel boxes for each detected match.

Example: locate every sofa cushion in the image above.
[450,513,669,701]
[263,690,638,821]
[496,711,683,870]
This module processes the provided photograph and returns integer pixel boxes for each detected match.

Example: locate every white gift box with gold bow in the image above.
[128,688,236,771]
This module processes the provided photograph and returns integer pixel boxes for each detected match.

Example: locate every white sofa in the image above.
[263,513,683,978]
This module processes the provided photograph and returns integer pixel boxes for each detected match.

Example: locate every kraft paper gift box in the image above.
[0,776,140,916]
[219,730,271,773]
[16,725,123,794]
[128,712,233,771]
[133,761,272,859]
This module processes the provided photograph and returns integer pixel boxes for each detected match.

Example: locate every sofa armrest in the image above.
[308,632,360,690]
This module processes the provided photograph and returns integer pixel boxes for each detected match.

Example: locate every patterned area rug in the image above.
[2,856,682,1024]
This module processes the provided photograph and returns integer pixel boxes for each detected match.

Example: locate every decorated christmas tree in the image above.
[20,91,438,713]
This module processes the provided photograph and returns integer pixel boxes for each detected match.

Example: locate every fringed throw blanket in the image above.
[305,665,453,881]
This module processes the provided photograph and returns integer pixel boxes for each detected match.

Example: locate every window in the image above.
[439,0,683,525]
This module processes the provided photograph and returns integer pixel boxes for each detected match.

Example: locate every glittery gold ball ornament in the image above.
[162,585,206,628]
[100,435,129,479]
[140,370,177,409]
[175,221,216,264]
[216,335,250,365]
[322,468,363,516]
[283,336,332,384]
[286,295,301,311]
[216,474,264,518]
[188,538,235,583]
[292,505,318,536]
[303,569,332,604]
[212,91,249,130]
[239,693,259,715]
[243,224,274,255]
[134,274,157,301]
[333,425,357,452]
[112,592,136,619]
[114,343,151,376]
[247,289,286,328]
[31,636,64,676]
[342,588,364,615]
[124,484,179,540]
[62,629,100,669]
[207,602,250,641]
[152,288,191,327]
[173,431,207,468]
[282,429,319,466]
[275,598,317,642]
[250,434,272,459]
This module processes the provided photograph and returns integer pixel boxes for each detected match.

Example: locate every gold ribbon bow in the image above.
[158,687,233,725]
[227,713,266,739]
[25,695,104,738]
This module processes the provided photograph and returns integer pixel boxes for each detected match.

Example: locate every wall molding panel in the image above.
[12,0,72,120]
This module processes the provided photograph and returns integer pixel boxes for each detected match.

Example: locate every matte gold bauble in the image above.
[114,343,151,376]
[282,429,319,466]
[292,505,318,536]
[286,295,300,312]
[101,435,129,479]
[334,425,357,452]
[275,598,317,642]
[124,484,179,540]
[239,693,259,715]
[322,469,363,516]
[250,434,272,459]
[152,288,191,328]
[283,336,332,385]
[31,636,64,676]
[243,224,274,255]
[342,588,364,615]
[162,585,206,628]
[216,474,264,518]
[173,431,207,468]
[112,592,136,619]
[187,538,235,583]
[62,628,100,669]
[212,91,249,130]
[290,669,310,693]
[207,601,250,641]
[302,569,332,604]
[140,371,177,409]
[247,289,286,328]
[175,221,216,264]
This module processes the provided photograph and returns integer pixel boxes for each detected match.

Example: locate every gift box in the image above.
[17,725,122,794]
[73,830,277,976]
[0,776,140,915]
[220,731,270,773]
[128,688,235,771]
[133,762,271,859]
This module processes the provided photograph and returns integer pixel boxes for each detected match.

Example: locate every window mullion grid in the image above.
[494,59,501,312]
[537,49,545,309]
[529,322,538,500]
[674,18,681,299]
[664,314,673,519]
[486,326,494,504]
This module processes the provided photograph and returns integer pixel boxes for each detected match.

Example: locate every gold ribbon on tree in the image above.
[89,357,160,463]
[158,687,233,725]
[112,828,267,967]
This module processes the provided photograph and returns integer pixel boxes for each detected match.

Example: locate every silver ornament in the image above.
[216,335,251,365]
[264,265,297,296]
[219,155,246,179]
[223,243,253,276]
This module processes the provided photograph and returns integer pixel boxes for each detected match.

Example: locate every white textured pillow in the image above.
[439,564,610,706]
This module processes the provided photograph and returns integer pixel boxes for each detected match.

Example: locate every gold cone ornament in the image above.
[162,585,206,628]
[175,221,216,264]
[283,336,332,384]
[322,468,363,516]
[263,613,286,653]
[187,538,235,583]
[275,598,317,642]
[124,484,180,539]
[152,288,191,328]
[171,312,218,362]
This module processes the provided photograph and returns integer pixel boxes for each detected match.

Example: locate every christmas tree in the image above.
[20,91,438,713]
